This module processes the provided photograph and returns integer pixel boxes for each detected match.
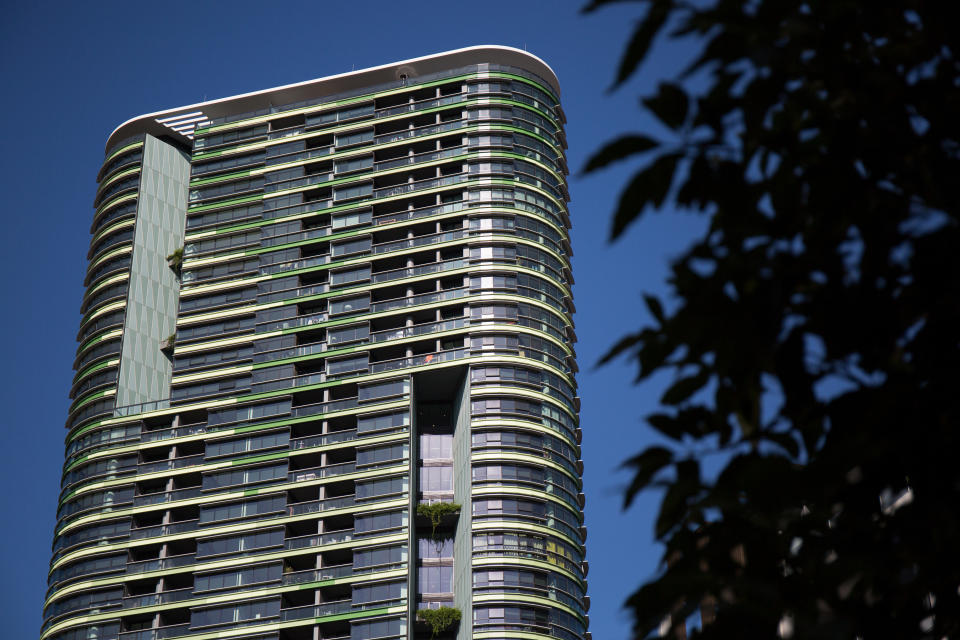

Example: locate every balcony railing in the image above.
[258,282,328,304]
[114,398,171,417]
[371,258,465,284]
[285,494,355,516]
[291,428,357,450]
[122,587,193,609]
[284,527,355,550]
[140,422,206,443]
[375,93,464,120]
[371,228,466,255]
[128,519,199,541]
[370,347,468,374]
[255,310,326,333]
[370,287,467,313]
[370,317,467,343]
[133,486,202,507]
[375,119,465,145]
[264,172,332,194]
[282,562,354,585]
[137,454,203,474]
[280,598,352,621]
[291,396,360,418]
[374,145,465,171]
[125,552,195,575]
[259,253,331,276]
[373,173,469,199]
[288,460,356,483]
[118,623,190,640]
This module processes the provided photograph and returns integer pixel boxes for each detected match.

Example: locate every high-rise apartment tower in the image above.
[44,46,587,640]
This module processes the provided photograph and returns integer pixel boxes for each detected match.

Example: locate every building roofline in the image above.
[104,45,560,155]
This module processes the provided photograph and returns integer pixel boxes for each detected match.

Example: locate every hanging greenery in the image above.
[417,607,461,638]
[416,502,461,538]
[166,246,184,272]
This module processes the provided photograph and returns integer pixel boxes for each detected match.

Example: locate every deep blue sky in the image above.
[0,2,704,637]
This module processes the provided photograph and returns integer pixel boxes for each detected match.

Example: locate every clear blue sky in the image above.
[0,2,704,637]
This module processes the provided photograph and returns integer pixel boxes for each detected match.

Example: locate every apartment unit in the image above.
[44,46,588,640]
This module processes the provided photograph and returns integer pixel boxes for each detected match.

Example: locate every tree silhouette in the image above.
[582,1,960,638]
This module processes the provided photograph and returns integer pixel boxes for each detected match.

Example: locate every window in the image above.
[418,536,453,559]
[334,182,373,201]
[330,264,371,286]
[179,287,257,313]
[471,245,517,261]
[357,410,409,433]
[44,588,122,620]
[202,463,287,490]
[190,598,280,629]
[50,554,125,584]
[350,617,405,640]
[471,334,518,350]
[420,466,453,492]
[54,520,129,552]
[332,236,372,257]
[418,566,453,593]
[469,275,517,291]
[472,498,546,518]
[357,443,408,468]
[327,353,369,375]
[336,129,374,148]
[207,399,291,426]
[420,434,452,459]
[332,209,372,229]
[177,315,255,341]
[327,323,369,345]
[353,545,407,569]
[329,293,370,315]
[356,475,407,500]
[352,580,405,604]
[193,124,267,150]
[205,430,289,458]
[358,378,408,401]
[198,495,286,524]
[308,104,374,127]
[196,528,283,558]
[355,509,406,535]
[194,563,281,593]
[335,155,374,174]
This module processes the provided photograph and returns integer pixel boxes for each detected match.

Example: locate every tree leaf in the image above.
[644,293,666,324]
[580,0,643,14]
[622,446,674,507]
[582,134,660,174]
[661,369,710,405]
[761,430,800,459]
[642,82,689,129]
[611,1,671,89]
[610,152,682,240]
[647,413,685,441]
[655,459,700,537]
[597,330,645,365]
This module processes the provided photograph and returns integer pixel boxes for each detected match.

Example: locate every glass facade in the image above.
[44,47,588,640]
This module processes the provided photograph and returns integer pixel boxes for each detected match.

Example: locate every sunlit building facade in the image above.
[43,46,588,640]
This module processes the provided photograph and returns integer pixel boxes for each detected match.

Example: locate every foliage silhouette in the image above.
[166,246,184,274]
[583,1,960,638]
[416,607,461,637]
[416,502,461,539]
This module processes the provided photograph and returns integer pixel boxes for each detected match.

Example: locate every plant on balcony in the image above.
[417,606,461,638]
[161,333,176,353]
[166,246,184,273]
[416,502,461,538]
